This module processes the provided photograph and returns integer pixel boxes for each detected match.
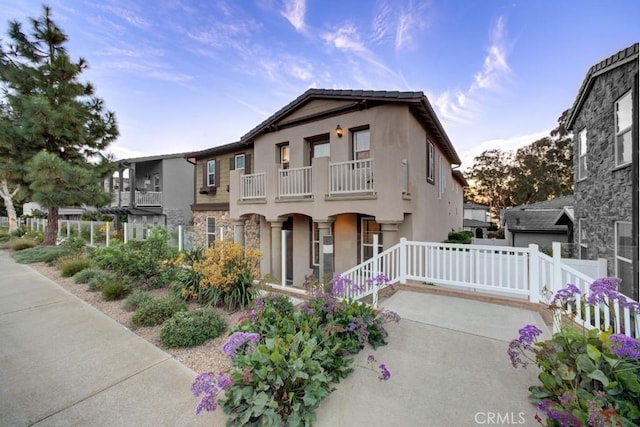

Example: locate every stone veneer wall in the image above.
[192,211,260,250]
[572,59,637,277]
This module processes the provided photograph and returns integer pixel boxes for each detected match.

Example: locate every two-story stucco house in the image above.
[223,89,464,286]
[101,153,194,229]
[185,141,259,249]
[566,42,639,300]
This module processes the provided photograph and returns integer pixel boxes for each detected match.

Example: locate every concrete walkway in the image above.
[0,250,549,426]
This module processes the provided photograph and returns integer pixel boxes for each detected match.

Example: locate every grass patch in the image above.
[12,245,65,263]
[87,271,119,292]
[73,268,101,284]
[160,308,227,348]
[102,280,131,301]
[11,239,37,252]
[59,257,92,277]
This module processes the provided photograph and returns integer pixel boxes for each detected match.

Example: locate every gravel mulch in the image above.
[27,262,245,375]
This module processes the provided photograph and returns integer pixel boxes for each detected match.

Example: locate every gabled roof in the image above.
[240,89,461,165]
[184,141,246,163]
[463,202,489,210]
[463,219,491,228]
[452,169,468,187]
[118,152,188,165]
[502,195,574,232]
[567,42,639,130]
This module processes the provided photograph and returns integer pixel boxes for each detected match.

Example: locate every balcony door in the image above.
[307,133,330,165]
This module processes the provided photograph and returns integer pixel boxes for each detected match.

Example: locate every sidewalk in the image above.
[0,249,549,426]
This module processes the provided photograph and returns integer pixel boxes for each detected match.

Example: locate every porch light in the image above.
[335,124,343,138]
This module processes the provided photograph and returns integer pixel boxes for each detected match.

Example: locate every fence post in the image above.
[372,234,379,308]
[528,244,540,303]
[105,222,110,247]
[178,225,183,252]
[552,241,563,293]
[399,237,407,285]
[124,223,128,244]
[90,221,95,246]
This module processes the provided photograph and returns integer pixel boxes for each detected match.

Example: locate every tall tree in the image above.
[0,6,118,242]
[464,149,512,218]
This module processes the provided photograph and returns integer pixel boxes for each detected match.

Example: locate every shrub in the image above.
[59,258,91,277]
[12,245,65,263]
[102,279,131,301]
[193,241,260,310]
[443,230,473,244]
[132,296,187,327]
[11,239,37,251]
[160,308,226,348]
[73,268,101,284]
[87,271,119,292]
[123,289,153,312]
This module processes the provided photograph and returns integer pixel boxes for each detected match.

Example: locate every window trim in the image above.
[206,159,216,187]
[426,140,435,184]
[279,144,290,170]
[614,91,632,168]
[352,127,370,161]
[614,221,632,282]
[235,154,245,173]
[360,217,382,263]
[206,216,216,247]
[577,129,587,181]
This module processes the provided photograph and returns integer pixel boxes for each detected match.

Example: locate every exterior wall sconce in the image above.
[335,124,343,138]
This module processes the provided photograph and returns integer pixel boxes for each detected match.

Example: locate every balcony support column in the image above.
[379,222,401,250]
[233,219,245,246]
[269,219,284,285]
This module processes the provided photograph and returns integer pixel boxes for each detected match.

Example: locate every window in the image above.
[311,222,320,266]
[353,129,370,160]
[206,160,216,186]
[153,174,160,192]
[279,144,290,170]
[312,141,330,158]
[578,218,587,259]
[578,129,587,180]
[615,91,632,167]
[235,154,245,173]
[615,221,633,288]
[361,217,382,262]
[426,140,434,183]
[206,217,216,247]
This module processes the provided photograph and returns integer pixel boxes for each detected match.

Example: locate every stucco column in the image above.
[233,220,245,246]
[270,220,284,284]
[380,222,400,250]
[315,219,334,283]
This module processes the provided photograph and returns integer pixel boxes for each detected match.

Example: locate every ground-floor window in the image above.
[310,221,333,267]
[206,217,216,247]
[361,217,382,261]
[615,221,633,289]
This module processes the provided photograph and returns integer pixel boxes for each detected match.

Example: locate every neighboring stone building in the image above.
[185,142,259,250]
[566,42,639,300]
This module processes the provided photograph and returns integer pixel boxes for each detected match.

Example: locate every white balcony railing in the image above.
[329,159,374,195]
[111,191,161,207]
[279,166,312,198]
[241,173,266,200]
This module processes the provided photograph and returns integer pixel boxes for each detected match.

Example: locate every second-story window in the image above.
[578,129,587,180]
[235,154,245,173]
[207,160,216,186]
[280,144,290,170]
[353,128,370,161]
[615,91,632,167]
[426,140,434,183]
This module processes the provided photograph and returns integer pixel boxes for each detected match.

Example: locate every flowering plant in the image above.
[509,278,640,426]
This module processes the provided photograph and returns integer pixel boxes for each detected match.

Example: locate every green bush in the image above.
[122,289,153,312]
[160,308,226,348]
[12,245,65,263]
[10,227,26,237]
[102,280,131,301]
[73,268,101,284]
[132,296,187,327]
[443,230,473,244]
[11,239,37,251]
[60,258,91,277]
[87,271,119,292]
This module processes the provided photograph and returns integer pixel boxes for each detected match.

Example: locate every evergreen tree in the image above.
[0,6,118,242]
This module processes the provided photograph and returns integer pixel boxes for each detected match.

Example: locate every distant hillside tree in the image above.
[464,149,513,218]
[0,6,118,242]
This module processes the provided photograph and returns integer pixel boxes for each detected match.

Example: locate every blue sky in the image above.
[0,1,638,169]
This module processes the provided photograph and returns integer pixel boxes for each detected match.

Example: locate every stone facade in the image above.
[192,211,260,250]
[569,45,638,299]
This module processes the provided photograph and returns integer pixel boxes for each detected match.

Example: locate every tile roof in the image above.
[184,141,245,160]
[463,202,489,210]
[240,88,462,165]
[567,42,639,129]
[463,219,491,228]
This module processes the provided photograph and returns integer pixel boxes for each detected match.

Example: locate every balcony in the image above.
[111,191,163,207]
[239,159,375,201]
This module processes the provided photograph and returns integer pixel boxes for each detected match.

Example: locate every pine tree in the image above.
[0,6,118,242]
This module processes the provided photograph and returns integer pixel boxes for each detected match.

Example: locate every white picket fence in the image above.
[339,238,639,338]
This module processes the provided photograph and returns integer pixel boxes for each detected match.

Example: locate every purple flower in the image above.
[238,310,258,323]
[216,373,233,390]
[191,372,213,397]
[376,309,401,323]
[345,322,357,332]
[609,334,640,359]
[367,354,377,363]
[550,284,581,306]
[222,332,260,358]
[537,400,582,427]
[518,324,543,349]
[330,274,353,297]
[558,391,577,408]
[195,392,216,414]
[586,399,606,427]
[585,277,621,305]
[191,372,232,415]
[378,364,391,381]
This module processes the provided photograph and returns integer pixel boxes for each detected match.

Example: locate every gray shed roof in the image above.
[502,195,574,232]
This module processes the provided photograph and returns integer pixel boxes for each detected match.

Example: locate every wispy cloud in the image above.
[100,4,152,29]
[100,46,164,58]
[370,0,429,50]
[459,129,549,169]
[433,16,512,125]
[281,0,306,32]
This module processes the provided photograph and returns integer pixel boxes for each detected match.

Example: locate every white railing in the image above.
[329,159,374,195]
[339,239,639,338]
[241,173,266,200]
[279,166,312,198]
[135,191,162,206]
